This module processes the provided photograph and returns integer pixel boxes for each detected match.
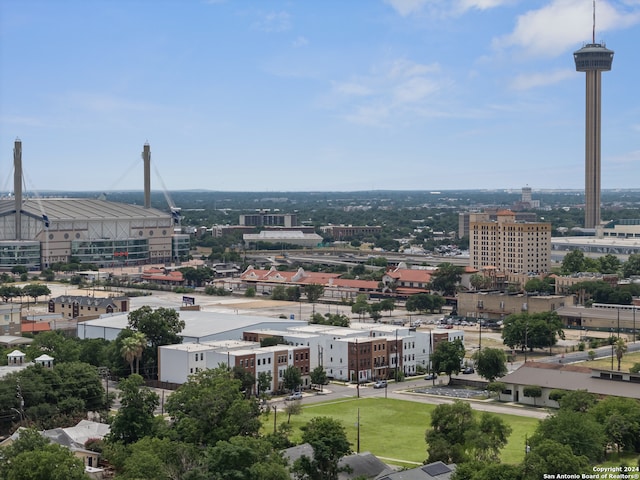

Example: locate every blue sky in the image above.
[1,0,639,192]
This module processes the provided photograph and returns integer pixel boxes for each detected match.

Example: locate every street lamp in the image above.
[610,328,615,371]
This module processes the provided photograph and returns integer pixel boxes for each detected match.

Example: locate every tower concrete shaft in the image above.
[13,139,22,240]
[143,143,151,209]
[574,43,613,229]
[584,69,602,229]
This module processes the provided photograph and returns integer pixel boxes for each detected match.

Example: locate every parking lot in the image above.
[412,385,489,400]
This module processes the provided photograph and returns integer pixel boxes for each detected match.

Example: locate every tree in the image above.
[310,366,327,391]
[0,362,106,430]
[430,339,465,383]
[293,417,351,480]
[591,396,640,453]
[303,284,324,304]
[487,381,506,401]
[108,374,159,444]
[406,293,440,314]
[127,306,185,377]
[529,409,605,462]
[469,274,491,290]
[271,285,287,301]
[379,298,395,317]
[425,400,475,464]
[21,283,51,303]
[232,366,256,397]
[473,348,507,382]
[557,390,596,413]
[11,264,27,276]
[430,263,462,296]
[284,400,302,424]
[26,330,80,363]
[615,338,627,371]
[282,365,302,392]
[285,286,301,301]
[165,367,261,446]
[598,254,622,274]
[121,335,141,375]
[0,429,86,480]
[0,285,22,302]
[622,253,640,278]
[469,412,512,462]
[351,296,370,320]
[257,371,273,397]
[522,439,590,480]
[368,302,383,322]
[502,312,564,353]
[522,386,542,406]
[561,249,587,274]
[205,436,290,480]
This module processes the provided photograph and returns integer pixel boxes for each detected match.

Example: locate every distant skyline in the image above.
[1,1,639,193]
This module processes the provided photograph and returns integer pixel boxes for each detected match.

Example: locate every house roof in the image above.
[375,461,456,480]
[282,444,393,480]
[339,452,393,479]
[21,321,51,333]
[384,268,432,283]
[142,270,184,282]
[329,278,379,290]
[52,295,127,308]
[503,362,640,399]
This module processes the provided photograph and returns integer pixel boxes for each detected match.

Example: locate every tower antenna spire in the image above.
[593,0,596,44]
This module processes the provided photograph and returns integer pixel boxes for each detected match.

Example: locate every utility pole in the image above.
[395,330,399,382]
[355,339,360,398]
[273,405,277,434]
[356,408,361,453]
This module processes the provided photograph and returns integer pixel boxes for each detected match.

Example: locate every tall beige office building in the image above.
[574,25,614,228]
[469,210,551,275]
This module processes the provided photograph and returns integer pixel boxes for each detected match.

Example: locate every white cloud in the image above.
[325,58,448,126]
[63,92,152,113]
[332,82,374,96]
[494,0,640,58]
[510,68,575,90]
[384,0,511,16]
[253,11,291,32]
[455,0,515,13]
[292,36,308,47]
[393,76,440,102]
[383,0,430,17]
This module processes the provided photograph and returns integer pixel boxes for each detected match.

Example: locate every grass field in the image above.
[575,350,640,372]
[264,397,540,466]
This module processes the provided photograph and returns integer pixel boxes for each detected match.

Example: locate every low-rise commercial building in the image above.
[457,291,574,321]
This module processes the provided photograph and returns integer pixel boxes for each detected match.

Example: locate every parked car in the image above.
[285,392,303,401]
[425,373,438,381]
[462,367,475,374]
[373,380,387,389]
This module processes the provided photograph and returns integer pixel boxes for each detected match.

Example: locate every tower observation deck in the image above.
[574,42,614,229]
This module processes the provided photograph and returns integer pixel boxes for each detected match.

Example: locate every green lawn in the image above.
[264,397,540,466]
[575,350,640,372]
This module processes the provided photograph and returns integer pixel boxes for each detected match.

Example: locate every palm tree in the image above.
[121,336,138,375]
[131,332,147,375]
[615,338,627,371]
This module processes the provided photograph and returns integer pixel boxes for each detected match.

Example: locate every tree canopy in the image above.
[165,367,261,446]
[430,263,462,296]
[501,312,564,352]
[430,339,465,382]
[473,348,507,382]
[127,306,185,377]
[293,416,351,480]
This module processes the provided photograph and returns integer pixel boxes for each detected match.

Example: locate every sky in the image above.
[1,0,639,193]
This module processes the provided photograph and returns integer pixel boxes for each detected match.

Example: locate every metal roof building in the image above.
[0,140,189,270]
